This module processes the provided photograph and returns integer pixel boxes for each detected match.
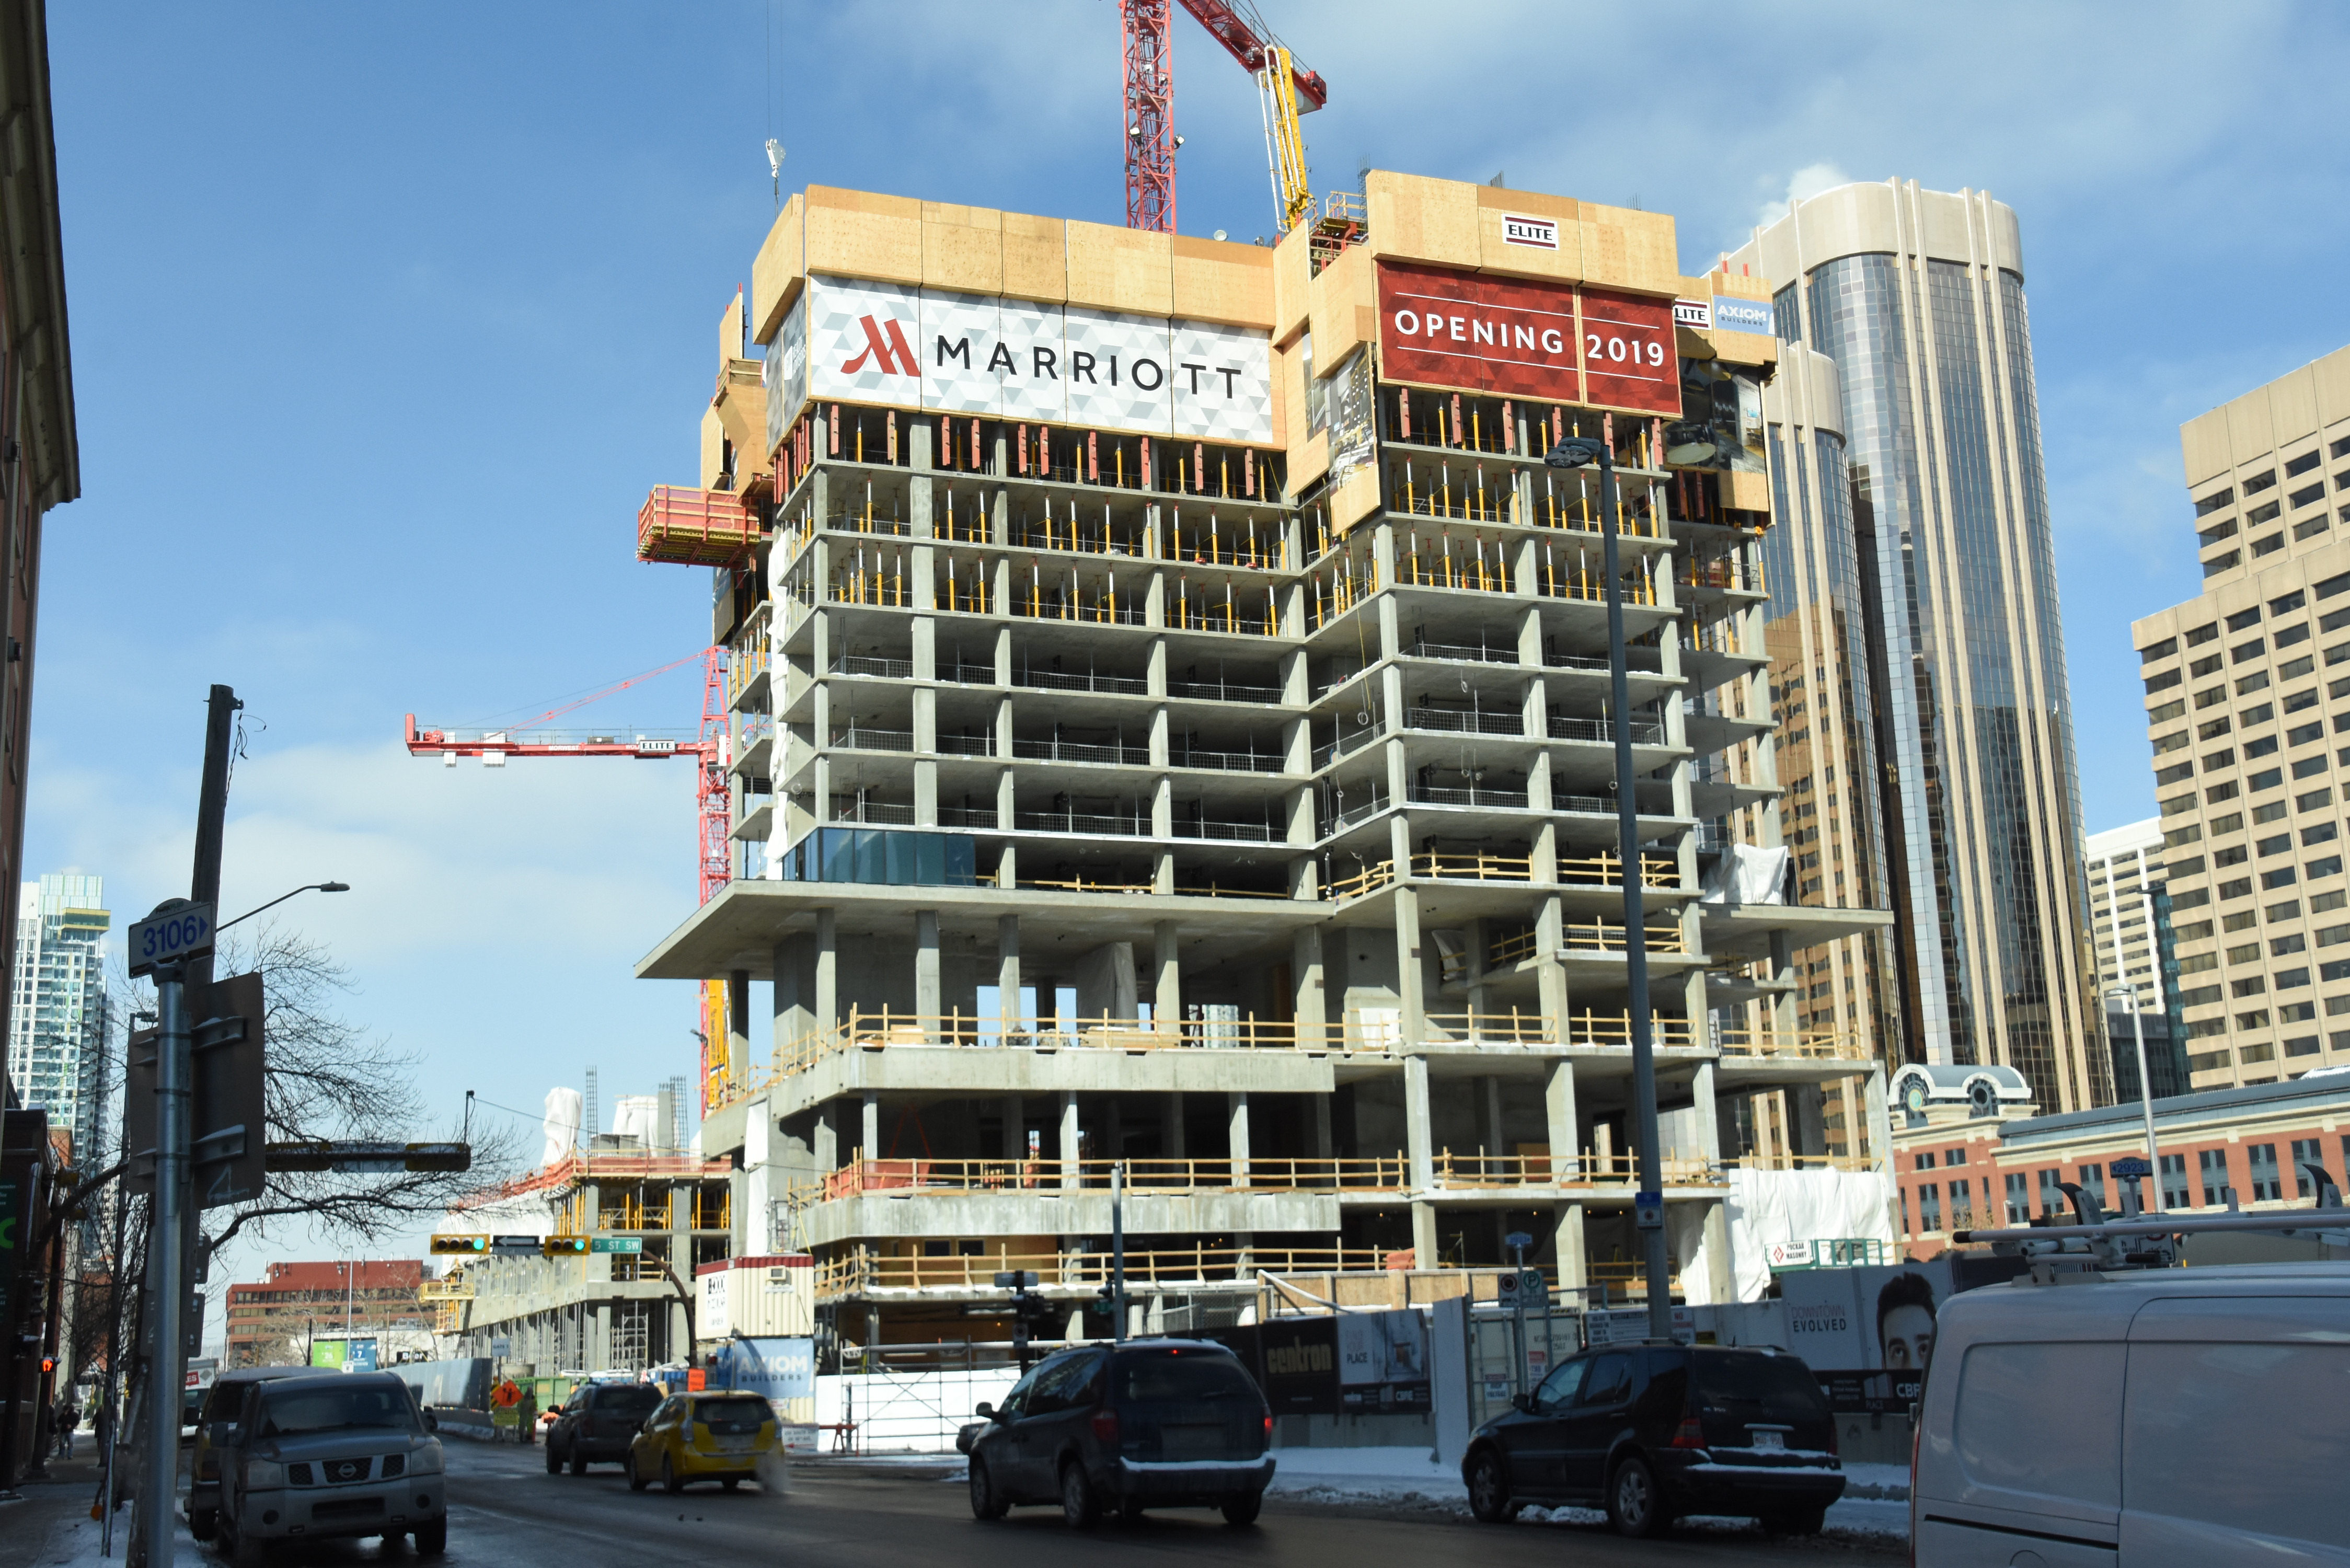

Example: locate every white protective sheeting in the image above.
[1713,1168,1897,1304]
[1699,843,1789,905]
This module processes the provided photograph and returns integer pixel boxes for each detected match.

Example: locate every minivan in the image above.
[965,1339,1274,1527]
[1461,1343,1845,1537]
[1913,1259,2350,1564]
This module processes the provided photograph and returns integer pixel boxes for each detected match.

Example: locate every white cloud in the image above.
[1753,162,1856,232]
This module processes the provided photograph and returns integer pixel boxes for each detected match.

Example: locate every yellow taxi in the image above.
[624,1391,778,1493]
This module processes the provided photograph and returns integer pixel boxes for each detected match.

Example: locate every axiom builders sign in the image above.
[766,275,1273,449]
[1375,260,1678,417]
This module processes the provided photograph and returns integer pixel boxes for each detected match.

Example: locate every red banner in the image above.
[1577,286,1677,416]
[1374,262,1678,417]
[1377,261,1577,401]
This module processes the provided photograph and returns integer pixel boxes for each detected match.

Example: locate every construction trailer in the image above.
[633,170,1897,1355]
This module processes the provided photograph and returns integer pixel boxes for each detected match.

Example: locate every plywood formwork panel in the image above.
[751,194,805,346]
[1305,240,1378,373]
[1271,222,1314,343]
[715,370,767,470]
[1269,335,1298,449]
[921,202,1005,296]
[1575,204,1680,297]
[805,186,924,285]
[1066,220,1174,316]
[700,406,726,492]
[719,294,746,371]
[1366,170,1480,270]
[1329,460,1380,536]
[1001,212,1068,304]
[1171,234,1275,329]
[1471,187,1581,286]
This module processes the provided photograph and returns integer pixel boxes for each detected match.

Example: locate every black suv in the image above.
[546,1381,664,1474]
[965,1339,1273,1527]
[1462,1343,1844,1537]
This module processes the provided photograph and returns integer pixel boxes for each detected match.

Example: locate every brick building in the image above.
[1890,1062,2350,1256]
[224,1260,431,1368]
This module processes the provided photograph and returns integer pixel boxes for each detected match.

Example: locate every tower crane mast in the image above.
[1121,0,1328,237]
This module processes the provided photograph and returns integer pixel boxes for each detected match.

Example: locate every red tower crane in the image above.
[404,648,738,1106]
[1121,0,1328,235]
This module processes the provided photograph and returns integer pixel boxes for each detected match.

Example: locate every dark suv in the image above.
[1462,1343,1844,1537]
[546,1380,665,1474]
[965,1339,1274,1527]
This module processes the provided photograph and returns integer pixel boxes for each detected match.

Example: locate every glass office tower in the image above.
[1732,180,2107,1114]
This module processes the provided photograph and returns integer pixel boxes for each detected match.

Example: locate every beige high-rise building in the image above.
[2083,818,2166,1012]
[2132,344,2350,1089]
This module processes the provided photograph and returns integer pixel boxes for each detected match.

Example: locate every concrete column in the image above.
[1464,916,1491,1020]
[814,1105,838,1171]
[1312,1096,1333,1161]
[1153,921,1182,1028]
[814,908,838,1029]
[1536,896,1568,1031]
[996,915,1021,1041]
[1228,1092,1252,1187]
[1864,1064,1893,1174]
[1002,1094,1027,1160]
[1691,1062,1724,1164]
[1769,930,1799,1040]
[774,936,809,1052]
[1791,1085,1829,1159]
[670,1298,691,1363]
[1395,885,1426,1045]
[1553,1202,1588,1294]
[1292,926,1326,1047]
[1481,1076,1506,1167]
[1165,1092,1185,1159]
[1404,1055,1434,1189]
[861,1091,880,1161]
[728,970,752,1089]
[914,909,941,1034]
[1545,1060,1580,1181]
[1410,1203,1438,1270]
[592,1302,612,1370]
[1059,1091,1082,1189]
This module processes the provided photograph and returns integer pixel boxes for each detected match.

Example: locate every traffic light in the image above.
[542,1236,589,1258]
[430,1235,489,1256]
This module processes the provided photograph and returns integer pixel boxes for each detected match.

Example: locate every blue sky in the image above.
[29,2,2350,1300]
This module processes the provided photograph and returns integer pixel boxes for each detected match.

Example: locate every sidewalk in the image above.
[0,1451,206,1568]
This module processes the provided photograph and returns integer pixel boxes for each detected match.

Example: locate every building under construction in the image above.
[631,170,1897,1352]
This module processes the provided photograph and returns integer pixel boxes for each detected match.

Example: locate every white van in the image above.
[1912,1260,2350,1564]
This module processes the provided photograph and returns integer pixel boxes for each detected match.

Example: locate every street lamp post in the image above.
[1546,429,1672,1341]
[2104,983,2164,1212]
[218,881,350,935]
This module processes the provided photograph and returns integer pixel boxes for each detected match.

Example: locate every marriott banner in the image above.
[1375,260,1679,417]
[766,275,1274,452]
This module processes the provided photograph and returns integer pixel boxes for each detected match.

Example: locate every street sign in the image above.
[1634,1191,1664,1231]
[123,971,266,1205]
[490,1235,541,1257]
[192,972,266,1209]
[127,900,216,977]
[589,1236,643,1254]
[2111,1156,2153,1180]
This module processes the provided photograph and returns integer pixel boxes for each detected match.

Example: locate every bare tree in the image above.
[114,924,522,1266]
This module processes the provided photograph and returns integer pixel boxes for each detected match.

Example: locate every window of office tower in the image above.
[1805,250,1976,1073]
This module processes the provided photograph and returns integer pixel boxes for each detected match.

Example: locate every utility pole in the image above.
[134,684,239,1568]
[1544,433,1673,1342]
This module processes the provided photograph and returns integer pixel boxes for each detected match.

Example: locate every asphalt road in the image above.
[280,1439,1896,1568]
